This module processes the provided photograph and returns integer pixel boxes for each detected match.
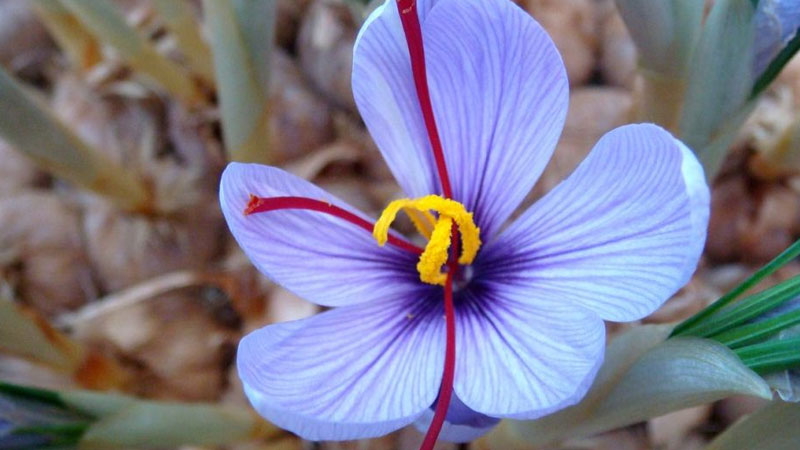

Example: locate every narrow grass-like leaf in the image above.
[711,307,800,348]
[741,350,800,374]
[706,401,800,450]
[0,67,150,212]
[0,382,92,449]
[150,0,215,84]
[59,0,201,105]
[482,327,770,447]
[12,423,89,443]
[3,381,282,449]
[735,337,800,373]
[673,238,800,336]
[678,275,800,338]
[59,391,136,419]
[0,294,128,389]
[0,294,85,372]
[78,401,277,449]
[203,0,275,164]
[29,0,101,71]
[0,383,67,409]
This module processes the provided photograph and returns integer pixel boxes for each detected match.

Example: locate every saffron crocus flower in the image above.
[220,0,710,446]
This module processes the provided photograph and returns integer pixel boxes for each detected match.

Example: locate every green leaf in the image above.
[673,237,800,336]
[78,402,271,449]
[735,337,800,373]
[58,0,201,105]
[711,307,800,348]
[59,391,136,419]
[0,382,91,449]
[678,0,757,177]
[0,67,151,212]
[30,0,101,71]
[150,0,214,84]
[0,383,66,409]
[677,275,800,338]
[705,401,800,450]
[614,0,704,130]
[489,327,771,447]
[203,0,275,164]
[614,0,704,77]
[0,295,83,372]
[12,423,89,444]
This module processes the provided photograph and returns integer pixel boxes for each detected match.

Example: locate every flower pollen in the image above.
[373,195,481,286]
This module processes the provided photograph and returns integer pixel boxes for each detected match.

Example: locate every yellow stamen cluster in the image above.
[374,195,481,286]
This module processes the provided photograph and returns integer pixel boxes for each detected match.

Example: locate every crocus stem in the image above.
[244,195,424,255]
[397,0,453,199]
[636,69,686,134]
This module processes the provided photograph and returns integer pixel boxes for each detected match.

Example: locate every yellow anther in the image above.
[417,216,452,285]
[403,207,436,240]
[373,195,482,286]
[373,199,414,246]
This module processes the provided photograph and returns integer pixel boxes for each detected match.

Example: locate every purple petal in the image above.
[353,0,568,238]
[220,162,420,307]
[480,124,710,322]
[238,288,444,441]
[352,0,441,199]
[413,392,500,442]
[754,0,800,77]
[453,283,605,418]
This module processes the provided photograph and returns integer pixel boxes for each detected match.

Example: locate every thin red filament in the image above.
[397,0,453,200]
[396,2,457,448]
[244,195,423,255]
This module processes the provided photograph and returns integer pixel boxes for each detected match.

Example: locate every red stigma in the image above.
[244,195,423,255]
[397,0,453,200]
[396,2,457,448]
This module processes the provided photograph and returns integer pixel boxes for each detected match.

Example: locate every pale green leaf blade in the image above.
[59,391,136,419]
[614,0,704,129]
[0,292,84,372]
[498,328,771,447]
[678,0,757,177]
[0,66,150,211]
[705,401,800,450]
[614,0,704,77]
[59,0,201,105]
[78,402,273,449]
[150,0,215,84]
[30,0,101,70]
[203,0,275,164]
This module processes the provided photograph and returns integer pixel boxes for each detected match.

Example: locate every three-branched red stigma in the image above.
[245,2,461,448]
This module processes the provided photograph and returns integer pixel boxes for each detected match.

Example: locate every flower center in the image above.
[373,195,481,286]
